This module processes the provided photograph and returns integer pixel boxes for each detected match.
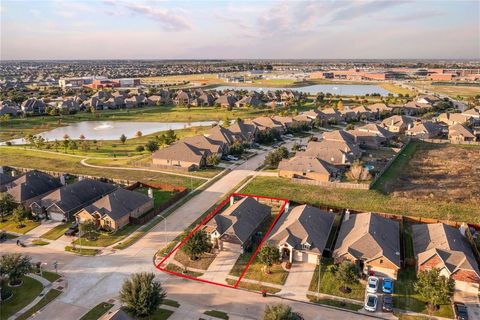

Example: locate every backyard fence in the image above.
[290,178,370,190]
[420,138,480,145]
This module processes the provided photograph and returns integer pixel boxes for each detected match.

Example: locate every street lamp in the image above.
[40,262,47,278]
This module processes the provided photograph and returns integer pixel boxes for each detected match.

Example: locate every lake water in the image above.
[6,120,218,145]
[213,84,391,96]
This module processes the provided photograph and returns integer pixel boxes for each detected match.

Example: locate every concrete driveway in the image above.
[278,262,316,300]
[454,289,480,319]
[200,242,242,285]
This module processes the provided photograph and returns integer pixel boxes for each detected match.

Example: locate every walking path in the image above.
[8,273,52,320]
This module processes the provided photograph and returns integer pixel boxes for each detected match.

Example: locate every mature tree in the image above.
[0,193,16,221]
[0,276,12,300]
[135,145,145,152]
[79,134,86,141]
[181,230,212,260]
[263,303,303,320]
[12,206,28,228]
[258,245,280,274]
[0,253,32,285]
[346,161,371,182]
[414,269,454,312]
[68,140,78,153]
[206,153,220,166]
[336,99,344,111]
[145,140,159,153]
[229,141,245,156]
[79,220,98,240]
[120,134,127,144]
[264,146,289,169]
[120,272,166,317]
[336,261,359,292]
[156,129,177,146]
[53,139,61,151]
[135,130,143,138]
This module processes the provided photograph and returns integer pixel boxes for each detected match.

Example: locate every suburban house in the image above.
[406,121,442,139]
[438,112,473,126]
[31,179,117,221]
[235,95,263,108]
[278,154,339,182]
[227,121,257,144]
[367,103,392,117]
[204,197,271,252]
[182,135,225,156]
[215,94,237,108]
[0,171,16,192]
[333,212,401,279]
[267,205,335,264]
[204,125,236,147]
[412,223,480,293]
[75,188,153,231]
[304,139,362,167]
[21,98,46,114]
[416,95,441,105]
[462,108,480,125]
[348,123,394,148]
[250,116,285,132]
[152,141,208,170]
[448,124,476,143]
[403,101,431,115]
[381,115,415,134]
[7,170,62,207]
[318,107,342,124]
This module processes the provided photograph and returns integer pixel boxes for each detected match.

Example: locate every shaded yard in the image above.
[0,276,43,319]
[174,247,217,271]
[73,224,140,247]
[0,216,40,234]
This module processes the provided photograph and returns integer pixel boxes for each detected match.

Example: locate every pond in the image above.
[6,120,218,145]
[213,84,391,96]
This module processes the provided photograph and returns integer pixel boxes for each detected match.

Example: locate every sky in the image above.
[1,0,479,60]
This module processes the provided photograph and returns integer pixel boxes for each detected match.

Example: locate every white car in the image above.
[367,276,379,293]
[226,155,239,161]
[364,294,378,312]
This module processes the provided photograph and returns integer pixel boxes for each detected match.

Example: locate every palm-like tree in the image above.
[263,303,303,320]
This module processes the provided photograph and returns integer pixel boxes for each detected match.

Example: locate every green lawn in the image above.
[32,239,50,246]
[162,299,180,308]
[65,245,99,256]
[163,263,204,278]
[0,147,203,189]
[204,310,229,320]
[16,289,62,320]
[130,308,174,320]
[307,295,363,311]
[393,268,454,319]
[225,279,281,294]
[241,175,480,223]
[308,260,365,301]
[73,224,140,247]
[79,302,114,320]
[136,187,176,208]
[41,223,71,240]
[41,271,61,283]
[0,276,44,319]
[0,216,41,234]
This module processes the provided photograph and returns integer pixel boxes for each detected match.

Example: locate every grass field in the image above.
[163,263,204,278]
[79,302,114,320]
[307,295,363,311]
[0,276,44,319]
[225,279,281,294]
[0,147,203,188]
[410,81,480,98]
[41,271,61,283]
[73,224,140,247]
[241,176,480,223]
[16,289,62,320]
[0,216,40,234]
[41,223,71,240]
[204,310,229,320]
[65,246,99,256]
[377,83,417,96]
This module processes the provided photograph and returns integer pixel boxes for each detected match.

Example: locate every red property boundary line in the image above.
[155,192,289,290]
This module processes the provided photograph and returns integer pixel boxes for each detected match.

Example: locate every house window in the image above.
[302,243,310,250]
[380,259,383,264]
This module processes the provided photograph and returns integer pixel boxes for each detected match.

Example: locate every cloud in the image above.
[104,1,192,31]
[330,0,407,22]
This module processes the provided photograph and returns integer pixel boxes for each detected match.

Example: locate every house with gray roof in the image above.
[31,179,117,221]
[412,223,480,293]
[7,170,62,207]
[21,98,46,114]
[204,197,271,252]
[75,188,153,231]
[227,121,257,144]
[406,121,442,139]
[278,154,339,182]
[267,205,335,264]
[333,212,401,279]
[304,139,362,167]
[152,141,208,170]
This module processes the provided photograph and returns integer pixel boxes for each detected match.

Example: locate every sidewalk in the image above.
[8,273,53,320]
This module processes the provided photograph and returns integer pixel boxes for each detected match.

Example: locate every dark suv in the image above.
[64,222,79,236]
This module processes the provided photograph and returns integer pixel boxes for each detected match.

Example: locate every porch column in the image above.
[278,246,283,261]
[289,248,293,263]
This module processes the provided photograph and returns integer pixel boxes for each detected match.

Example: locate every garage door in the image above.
[294,251,307,262]
[308,254,319,264]
[456,281,479,294]
[369,266,397,280]
[49,212,65,222]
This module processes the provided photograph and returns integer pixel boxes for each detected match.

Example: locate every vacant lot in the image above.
[379,142,480,204]
[411,81,480,98]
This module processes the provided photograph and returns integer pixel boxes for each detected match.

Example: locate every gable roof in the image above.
[406,121,441,135]
[278,154,338,176]
[381,115,414,128]
[207,197,270,245]
[204,125,236,145]
[448,123,475,139]
[227,121,256,141]
[152,141,206,163]
[333,212,401,267]
[182,135,223,154]
[304,139,362,165]
[81,188,152,221]
[268,205,335,254]
[412,223,480,278]
[7,170,62,202]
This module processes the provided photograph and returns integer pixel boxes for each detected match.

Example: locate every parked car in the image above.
[454,302,469,320]
[367,276,379,293]
[226,155,239,161]
[221,155,231,161]
[382,295,393,312]
[285,134,294,138]
[382,277,394,294]
[364,294,378,312]
[64,222,79,236]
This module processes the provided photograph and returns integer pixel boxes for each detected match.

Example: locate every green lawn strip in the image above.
[4,232,18,239]
[0,216,40,234]
[123,307,174,320]
[173,249,216,271]
[393,313,429,320]
[306,294,363,311]
[204,310,229,320]
[393,267,454,319]
[225,279,281,294]
[0,147,203,189]
[16,289,62,320]
[41,223,70,240]
[41,271,61,283]
[65,246,99,256]
[136,187,177,208]
[163,263,204,278]
[32,239,50,246]
[74,224,140,247]
[240,176,479,223]
[308,260,365,301]
[79,302,114,320]
[0,276,43,319]
[162,299,180,308]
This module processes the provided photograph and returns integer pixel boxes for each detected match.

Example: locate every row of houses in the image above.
[1,170,153,231]
[206,196,480,294]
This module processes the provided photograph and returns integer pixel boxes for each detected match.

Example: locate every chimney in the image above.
[341,153,346,164]
[60,175,66,185]
[230,196,235,206]
[344,209,350,222]
[407,123,412,130]
[148,187,153,199]
[459,223,466,236]
[391,119,394,126]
